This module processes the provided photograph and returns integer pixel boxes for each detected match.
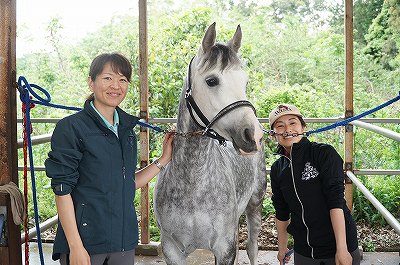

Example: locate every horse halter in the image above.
[185,57,257,144]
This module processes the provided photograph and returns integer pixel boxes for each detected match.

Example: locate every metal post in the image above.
[0,0,21,263]
[344,0,354,211]
[138,0,150,244]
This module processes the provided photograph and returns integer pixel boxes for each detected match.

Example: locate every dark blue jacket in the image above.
[45,100,139,260]
[271,137,358,259]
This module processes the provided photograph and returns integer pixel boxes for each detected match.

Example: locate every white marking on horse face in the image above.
[191,59,262,153]
[191,61,248,118]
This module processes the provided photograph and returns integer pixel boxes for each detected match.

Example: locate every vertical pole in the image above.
[344,0,354,211]
[0,0,21,264]
[138,0,150,244]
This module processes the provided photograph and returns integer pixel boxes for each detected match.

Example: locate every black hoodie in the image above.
[271,137,358,259]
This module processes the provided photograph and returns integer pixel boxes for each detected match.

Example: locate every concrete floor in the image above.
[24,243,400,265]
[135,249,400,265]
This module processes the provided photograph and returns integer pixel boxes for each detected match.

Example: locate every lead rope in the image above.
[19,84,45,265]
[22,97,34,265]
[263,91,400,137]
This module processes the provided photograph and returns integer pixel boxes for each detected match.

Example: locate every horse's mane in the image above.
[199,43,241,72]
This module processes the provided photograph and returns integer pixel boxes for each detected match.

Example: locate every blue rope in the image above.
[306,91,400,136]
[18,76,84,112]
[17,76,165,130]
[19,84,45,265]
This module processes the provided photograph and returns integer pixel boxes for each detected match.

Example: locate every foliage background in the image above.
[17,0,399,248]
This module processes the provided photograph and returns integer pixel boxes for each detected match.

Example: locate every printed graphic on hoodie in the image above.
[301,162,319,180]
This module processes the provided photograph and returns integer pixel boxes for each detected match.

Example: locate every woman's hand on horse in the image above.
[159,132,175,165]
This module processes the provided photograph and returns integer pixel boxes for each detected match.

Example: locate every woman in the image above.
[269,103,360,265]
[45,53,174,265]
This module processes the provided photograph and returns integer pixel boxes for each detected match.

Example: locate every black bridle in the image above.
[185,57,257,144]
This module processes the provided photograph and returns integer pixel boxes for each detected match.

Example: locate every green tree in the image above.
[364,0,400,69]
[354,0,384,44]
[15,2,400,231]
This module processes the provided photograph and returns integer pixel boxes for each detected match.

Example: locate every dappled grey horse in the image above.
[154,23,267,265]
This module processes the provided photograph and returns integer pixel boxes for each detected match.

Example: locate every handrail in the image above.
[354,169,400,175]
[17,119,400,176]
[346,171,400,235]
[21,215,58,243]
[18,166,46,171]
[17,117,400,124]
[350,120,400,142]
[17,166,400,176]
[17,133,52,148]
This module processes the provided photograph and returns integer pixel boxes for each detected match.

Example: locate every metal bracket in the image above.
[139,111,148,119]
[344,162,353,171]
[345,110,353,118]
[344,110,354,132]
[345,124,353,132]
[344,162,353,183]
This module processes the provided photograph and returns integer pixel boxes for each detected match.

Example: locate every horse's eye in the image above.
[205,77,219,87]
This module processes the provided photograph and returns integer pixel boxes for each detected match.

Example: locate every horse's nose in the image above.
[238,126,262,154]
[252,123,263,151]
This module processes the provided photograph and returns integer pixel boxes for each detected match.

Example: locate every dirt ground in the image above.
[41,214,399,252]
[239,215,400,252]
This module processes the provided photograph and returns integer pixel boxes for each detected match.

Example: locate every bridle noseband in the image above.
[185,57,256,144]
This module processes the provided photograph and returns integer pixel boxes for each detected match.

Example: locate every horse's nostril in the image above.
[243,128,253,143]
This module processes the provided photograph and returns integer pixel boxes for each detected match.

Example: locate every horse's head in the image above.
[185,22,263,155]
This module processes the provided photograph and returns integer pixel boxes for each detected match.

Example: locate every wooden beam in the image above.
[344,0,354,211]
[138,0,150,244]
[0,0,21,263]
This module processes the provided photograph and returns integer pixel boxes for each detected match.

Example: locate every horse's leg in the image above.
[233,226,240,265]
[161,234,187,265]
[213,236,237,265]
[245,195,264,265]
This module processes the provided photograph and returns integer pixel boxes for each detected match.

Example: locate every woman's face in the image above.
[88,62,129,112]
[272,114,305,149]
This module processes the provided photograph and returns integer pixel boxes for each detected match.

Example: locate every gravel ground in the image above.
[239,215,400,252]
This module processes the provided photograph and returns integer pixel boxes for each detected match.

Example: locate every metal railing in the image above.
[21,215,58,243]
[17,117,400,241]
[350,120,400,142]
[346,171,400,235]
[18,117,400,176]
[345,120,400,235]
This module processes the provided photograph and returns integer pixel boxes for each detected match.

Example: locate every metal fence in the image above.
[17,117,400,241]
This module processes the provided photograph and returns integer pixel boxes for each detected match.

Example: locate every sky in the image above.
[17,0,139,57]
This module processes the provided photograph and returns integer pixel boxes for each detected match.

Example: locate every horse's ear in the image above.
[227,25,242,53]
[201,22,216,54]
